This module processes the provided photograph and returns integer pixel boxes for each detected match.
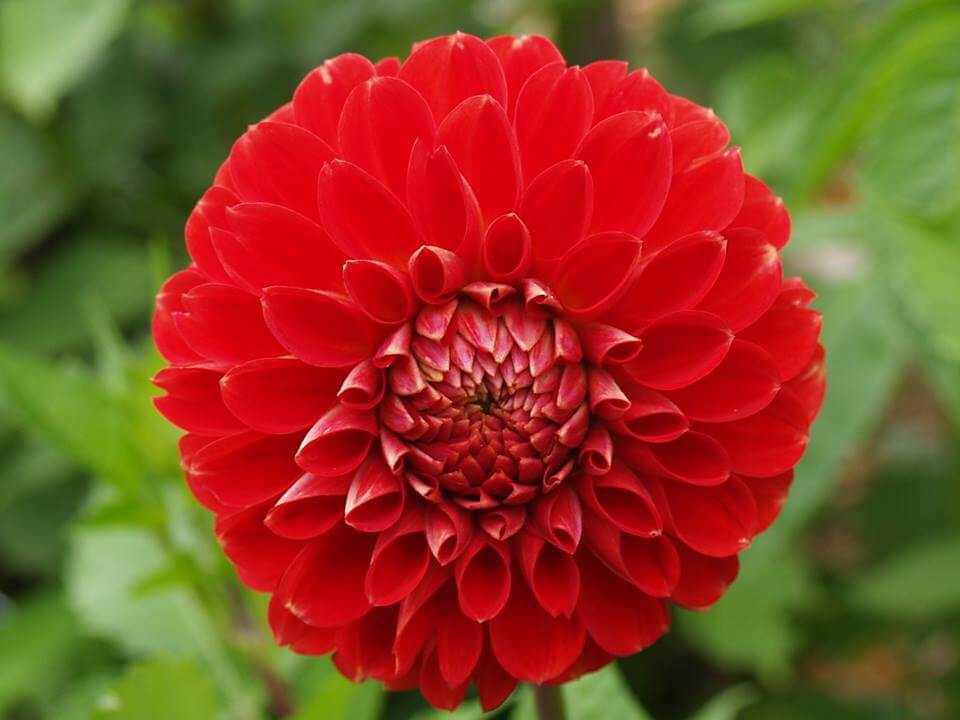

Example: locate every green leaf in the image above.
[0,594,83,713]
[90,660,216,720]
[691,0,838,36]
[0,111,74,258]
[289,658,383,720]
[511,665,652,720]
[847,534,960,621]
[0,0,131,121]
[687,684,758,720]
[0,344,144,493]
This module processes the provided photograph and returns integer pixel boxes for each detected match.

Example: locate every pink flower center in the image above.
[379,290,588,508]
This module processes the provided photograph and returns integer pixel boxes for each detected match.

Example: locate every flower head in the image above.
[153,32,825,710]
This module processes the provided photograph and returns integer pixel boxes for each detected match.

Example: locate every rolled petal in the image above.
[436,95,521,223]
[479,505,526,541]
[153,365,245,436]
[337,360,386,409]
[175,283,285,363]
[586,368,631,420]
[575,462,662,537]
[661,476,758,557]
[344,455,406,532]
[697,228,782,331]
[185,431,302,507]
[552,232,643,318]
[228,121,335,221]
[293,53,376,148]
[482,213,532,281]
[530,485,583,553]
[518,529,581,618]
[265,472,352,540]
[578,424,614,474]
[624,310,733,390]
[400,32,507,122]
[318,159,423,267]
[297,404,378,476]
[576,550,669,656]
[365,509,430,605]
[668,340,781,423]
[580,323,643,365]
[343,259,416,325]
[576,111,672,237]
[276,523,376,627]
[409,245,466,304]
[515,63,594,181]
[425,501,475,565]
[338,76,435,198]
[221,357,344,434]
[612,385,689,443]
[262,287,380,368]
[643,147,744,254]
[487,34,563,115]
[455,535,512,622]
[489,575,585,683]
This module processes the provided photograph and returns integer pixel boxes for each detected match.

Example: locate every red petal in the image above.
[317,159,423,267]
[343,259,416,325]
[787,345,826,420]
[662,476,758,557]
[580,323,643,365]
[221,357,344,434]
[216,502,303,592]
[482,213,532,281]
[268,595,336,655]
[409,245,466,304]
[586,369,631,421]
[339,76,435,198]
[671,543,739,610]
[277,524,376,627]
[618,431,730,486]
[175,283,285,363]
[643,147,744,254]
[579,423,615,474]
[455,535,512,622]
[575,463,662,537]
[333,605,400,682]
[228,121,335,221]
[436,610,483,686]
[612,384,688,443]
[487,34,563,116]
[606,231,727,326]
[400,32,507,122]
[489,574,585,683]
[670,116,730,174]
[520,159,594,265]
[577,111,672,236]
[742,470,794,534]
[296,404,377,476]
[219,202,346,293]
[518,530,580,617]
[425,501,475,565]
[153,268,204,363]
[577,550,670,656]
[419,645,470,711]
[553,232,642,318]
[530,485,583,553]
[338,360,386,409]
[476,644,518,711]
[265,472,351,540]
[153,365,244,436]
[668,340,781,423]
[293,53,376,148]
[582,60,628,114]
[730,174,791,249]
[479,505,526,542]
[515,63,594,181]
[702,387,810,476]
[740,295,822,381]
[436,95,521,223]
[262,287,380,367]
[624,310,733,390]
[185,431,302,507]
[698,228,782,331]
[374,56,401,76]
[365,510,430,605]
[344,455,405,532]
[185,186,236,283]
[583,519,679,597]
[596,68,672,125]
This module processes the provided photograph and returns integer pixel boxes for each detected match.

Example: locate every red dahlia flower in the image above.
[153,32,825,711]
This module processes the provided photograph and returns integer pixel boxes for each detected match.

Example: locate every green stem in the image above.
[534,684,567,720]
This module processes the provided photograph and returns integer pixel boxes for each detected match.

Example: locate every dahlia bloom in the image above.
[153,33,825,710]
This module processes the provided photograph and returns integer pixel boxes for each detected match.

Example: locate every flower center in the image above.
[379,290,589,509]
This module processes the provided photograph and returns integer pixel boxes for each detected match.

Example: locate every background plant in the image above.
[0,0,958,718]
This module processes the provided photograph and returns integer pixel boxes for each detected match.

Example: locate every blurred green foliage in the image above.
[0,0,958,718]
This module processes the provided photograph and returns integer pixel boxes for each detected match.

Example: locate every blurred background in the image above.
[0,0,958,718]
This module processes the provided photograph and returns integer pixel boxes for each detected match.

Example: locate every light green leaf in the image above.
[290,658,383,720]
[511,665,652,720]
[0,594,83,713]
[847,534,960,621]
[686,684,757,720]
[0,111,74,258]
[90,660,216,720]
[0,0,131,121]
[691,0,839,35]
